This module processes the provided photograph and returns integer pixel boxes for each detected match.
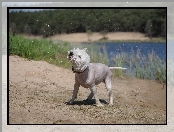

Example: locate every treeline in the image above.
[9,9,166,38]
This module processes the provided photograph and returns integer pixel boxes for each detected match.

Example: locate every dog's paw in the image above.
[95,103,104,107]
[67,100,74,105]
[108,103,113,106]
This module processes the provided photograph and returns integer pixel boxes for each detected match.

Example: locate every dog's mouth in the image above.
[67,51,74,61]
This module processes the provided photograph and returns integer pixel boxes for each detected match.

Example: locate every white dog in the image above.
[67,48,125,107]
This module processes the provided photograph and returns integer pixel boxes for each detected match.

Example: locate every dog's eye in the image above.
[78,55,81,58]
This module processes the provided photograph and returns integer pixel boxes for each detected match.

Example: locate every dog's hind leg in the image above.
[105,77,113,106]
[68,82,80,105]
[90,86,103,107]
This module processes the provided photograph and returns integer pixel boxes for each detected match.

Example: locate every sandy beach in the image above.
[22,32,162,43]
[8,55,166,124]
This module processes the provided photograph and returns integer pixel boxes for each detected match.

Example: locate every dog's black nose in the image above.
[69,51,73,56]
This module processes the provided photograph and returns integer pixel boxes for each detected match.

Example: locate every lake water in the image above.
[96,42,166,67]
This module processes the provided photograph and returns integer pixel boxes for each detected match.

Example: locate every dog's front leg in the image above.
[90,86,103,107]
[86,91,94,100]
[68,82,80,105]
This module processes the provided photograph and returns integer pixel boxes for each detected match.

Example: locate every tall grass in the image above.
[88,45,109,65]
[112,48,166,83]
[9,34,72,68]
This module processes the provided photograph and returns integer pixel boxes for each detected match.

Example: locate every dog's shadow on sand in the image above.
[65,99,108,106]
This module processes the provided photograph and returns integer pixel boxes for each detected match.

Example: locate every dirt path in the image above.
[9,55,166,124]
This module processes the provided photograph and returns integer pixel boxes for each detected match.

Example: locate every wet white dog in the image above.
[67,48,116,107]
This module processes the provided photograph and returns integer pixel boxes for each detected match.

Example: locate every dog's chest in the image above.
[75,72,94,88]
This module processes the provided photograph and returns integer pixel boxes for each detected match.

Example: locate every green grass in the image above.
[9,34,72,68]
[9,34,166,83]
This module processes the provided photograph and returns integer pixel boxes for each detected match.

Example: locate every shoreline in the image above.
[21,32,166,43]
[85,39,166,43]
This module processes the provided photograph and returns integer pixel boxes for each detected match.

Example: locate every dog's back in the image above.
[89,63,112,85]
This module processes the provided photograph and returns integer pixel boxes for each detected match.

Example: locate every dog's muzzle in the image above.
[67,51,74,61]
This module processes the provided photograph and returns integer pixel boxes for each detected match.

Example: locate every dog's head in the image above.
[67,48,90,73]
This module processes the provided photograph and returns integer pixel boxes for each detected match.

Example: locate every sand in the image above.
[8,55,166,124]
[22,32,152,43]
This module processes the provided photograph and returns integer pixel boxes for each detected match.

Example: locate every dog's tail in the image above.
[109,67,127,70]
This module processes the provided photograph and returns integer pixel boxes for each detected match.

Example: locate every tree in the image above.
[9,9,166,37]
[10,22,17,36]
[100,30,108,40]
[145,19,152,39]
[86,30,93,41]
[23,24,31,35]
[161,18,166,37]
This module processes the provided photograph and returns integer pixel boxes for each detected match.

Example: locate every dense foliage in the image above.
[9,9,166,38]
